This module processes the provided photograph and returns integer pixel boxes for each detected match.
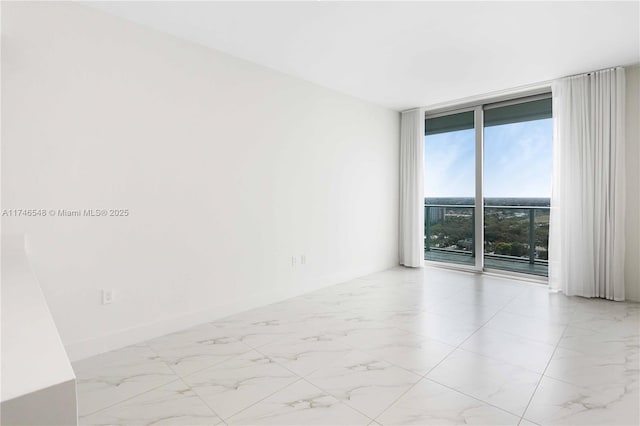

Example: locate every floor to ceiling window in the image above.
[424,94,552,277]
[424,110,476,267]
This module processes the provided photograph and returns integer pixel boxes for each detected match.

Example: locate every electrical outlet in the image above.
[301,255,306,265]
[291,256,297,267]
[102,289,114,305]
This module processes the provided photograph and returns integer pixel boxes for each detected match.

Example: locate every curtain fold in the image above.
[549,68,626,300]
[399,109,425,267]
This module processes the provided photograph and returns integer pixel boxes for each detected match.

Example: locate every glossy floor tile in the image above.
[80,380,223,425]
[460,328,557,374]
[305,350,422,418]
[376,378,521,425]
[523,375,639,426]
[74,344,179,417]
[226,379,370,425]
[75,266,640,425]
[182,350,299,419]
[426,348,540,416]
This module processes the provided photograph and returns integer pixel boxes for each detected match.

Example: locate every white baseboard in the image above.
[65,261,398,362]
[65,289,281,361]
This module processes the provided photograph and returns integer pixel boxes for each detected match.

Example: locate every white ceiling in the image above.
[88,1,640,111]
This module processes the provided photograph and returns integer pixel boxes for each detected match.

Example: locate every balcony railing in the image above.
[424,204,550,276]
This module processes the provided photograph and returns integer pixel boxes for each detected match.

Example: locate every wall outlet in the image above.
[301,255,306,265]
[291,256,297,267]
[102,289,114,305]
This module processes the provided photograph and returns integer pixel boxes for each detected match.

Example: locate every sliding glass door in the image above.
[424,95,552,277]
[483,98,552,276]
[424,110,476,267]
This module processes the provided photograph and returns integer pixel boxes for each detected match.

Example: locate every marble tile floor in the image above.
[74,266,640,425]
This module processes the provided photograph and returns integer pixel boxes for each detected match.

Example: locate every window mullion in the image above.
[474,106,484,271]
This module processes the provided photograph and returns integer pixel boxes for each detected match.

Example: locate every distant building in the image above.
[429,207,445,224]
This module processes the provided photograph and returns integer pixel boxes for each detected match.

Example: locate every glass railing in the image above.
[424,204,475,266]
[424,204,550,276]
[484,205,549,276]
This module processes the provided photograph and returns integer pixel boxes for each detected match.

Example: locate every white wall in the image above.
[625,64,640,301]
[1,2,400,360]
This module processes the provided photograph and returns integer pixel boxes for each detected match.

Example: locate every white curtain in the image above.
[399,109,425,267]
[549,68,626,300]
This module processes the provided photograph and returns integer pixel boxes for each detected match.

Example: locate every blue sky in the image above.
[424,118,552,198]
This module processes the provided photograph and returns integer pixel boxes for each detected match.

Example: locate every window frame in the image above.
[423,89,552,280]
